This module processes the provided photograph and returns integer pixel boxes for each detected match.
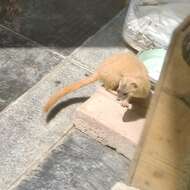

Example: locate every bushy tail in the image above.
[43,73,99,112]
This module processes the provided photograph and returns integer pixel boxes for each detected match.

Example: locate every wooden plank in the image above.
[127,16,190,190]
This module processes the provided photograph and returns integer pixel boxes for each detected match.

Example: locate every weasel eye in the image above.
[131,83,138,88]
[123,92,128,96]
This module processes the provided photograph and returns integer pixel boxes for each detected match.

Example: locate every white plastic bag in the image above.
[123,0,190,51]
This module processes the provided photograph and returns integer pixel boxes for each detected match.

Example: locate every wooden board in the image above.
[127,16,190,190]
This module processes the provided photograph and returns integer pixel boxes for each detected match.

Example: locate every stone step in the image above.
[74,87,148,160]
[0,57,96,190]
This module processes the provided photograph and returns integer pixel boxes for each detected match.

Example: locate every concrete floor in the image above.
[15,130,129,190]
[0,1,130,190]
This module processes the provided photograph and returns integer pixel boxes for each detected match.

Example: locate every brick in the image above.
[111,182,140,190]
[73,87,146,160]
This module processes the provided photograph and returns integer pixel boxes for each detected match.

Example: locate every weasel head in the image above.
[117,76,150,100]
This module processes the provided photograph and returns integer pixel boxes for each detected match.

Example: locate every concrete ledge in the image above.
[73,87,146,160]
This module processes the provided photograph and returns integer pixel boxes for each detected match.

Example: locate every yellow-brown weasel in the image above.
[44,52,151,112]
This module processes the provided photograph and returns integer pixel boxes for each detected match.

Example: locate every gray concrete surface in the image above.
[0,58,97,190]
[0,25,63,112]
[71,9,129,72]
[14,130,129,190]
[2,0,126,55]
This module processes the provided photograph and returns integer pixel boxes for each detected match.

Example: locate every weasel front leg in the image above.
[120,95,132,108]
[121,99,130,107]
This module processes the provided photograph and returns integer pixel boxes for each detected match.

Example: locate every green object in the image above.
[137,49,166,83]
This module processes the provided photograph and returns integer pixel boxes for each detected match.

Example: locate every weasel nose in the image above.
[123,92,128,96]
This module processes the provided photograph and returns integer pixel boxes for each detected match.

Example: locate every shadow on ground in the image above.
[123,92,153,122]
[46,96,89,122]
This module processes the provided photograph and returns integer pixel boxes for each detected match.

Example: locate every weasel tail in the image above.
[44,73,99,112]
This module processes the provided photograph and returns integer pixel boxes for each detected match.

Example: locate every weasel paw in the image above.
[121,100,129,107]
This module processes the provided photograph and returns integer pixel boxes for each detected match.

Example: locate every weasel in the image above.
[44,52,151,112]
